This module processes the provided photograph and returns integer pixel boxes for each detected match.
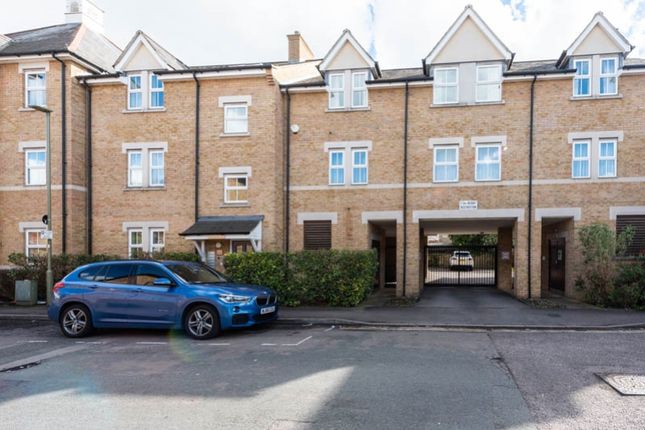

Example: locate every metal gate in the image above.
[425,245,497,287]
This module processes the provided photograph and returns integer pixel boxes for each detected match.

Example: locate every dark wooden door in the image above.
[548,238,566,291]
[385,237,396,288]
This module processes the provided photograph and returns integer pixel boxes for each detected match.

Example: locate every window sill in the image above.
[474,179,502,183]
[325,107,371,113]
[123,186,167,191]
[220,202,250,208]
[569,94,623,101]
[122,108,167,114]
[431,101,505,108]
[18,106,48,112]
[219,132,251,138]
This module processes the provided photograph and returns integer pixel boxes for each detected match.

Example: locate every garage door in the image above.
[425,245,497,287]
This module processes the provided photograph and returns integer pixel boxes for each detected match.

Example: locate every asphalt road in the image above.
[1,321,644,429]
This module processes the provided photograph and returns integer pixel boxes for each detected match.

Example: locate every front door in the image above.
[548,238,566,291]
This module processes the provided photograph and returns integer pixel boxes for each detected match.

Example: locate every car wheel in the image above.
[59,304,93,338]
[184,305,220,340]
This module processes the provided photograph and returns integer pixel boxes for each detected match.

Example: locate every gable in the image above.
[433,16,505,64]
[121,42,163,71]
[572,24,625,56]
[326,40,371,70]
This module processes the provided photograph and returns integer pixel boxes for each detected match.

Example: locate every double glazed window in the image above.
[476,65,501,102]
[224,174,249,204]
[475,144,501,181]
[25,71,46,107]
[25,149,46,185]
[433,146,459,182]
[127,72,164,110]
[351,149,368,184]
[433,67,458,104]
[327,70,369,109]
[329,151,345,185]
[599,58,617,95]
[25,229,47,257]
[573,59,591,97]
[127,149,165,188]
[329,147,369,185]
[224,103,249,134]
[128,228,166,257]
[572,140,590,178]
[598,139,616,178]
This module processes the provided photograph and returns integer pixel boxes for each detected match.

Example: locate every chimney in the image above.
[65,0,105,34]
[287,31,315,63]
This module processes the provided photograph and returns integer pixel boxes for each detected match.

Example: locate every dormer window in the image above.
[328,73,345,109]
[149,74,165,108]
[351,71,368,108]
[599,57,617,95]
[128,74,143,109]
[573,59,591,97]
[434,67,458,105]
[476,65,501,102]
[127,72,165,111]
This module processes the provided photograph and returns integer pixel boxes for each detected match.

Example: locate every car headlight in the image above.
[219,294,251,303]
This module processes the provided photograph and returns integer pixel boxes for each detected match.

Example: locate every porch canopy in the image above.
[180,215,264,262]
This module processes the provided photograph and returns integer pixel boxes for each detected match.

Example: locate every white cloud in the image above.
[0,0,643,68]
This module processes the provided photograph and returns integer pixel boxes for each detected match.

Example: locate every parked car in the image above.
[449,251,474,271]
[48,260,278,339]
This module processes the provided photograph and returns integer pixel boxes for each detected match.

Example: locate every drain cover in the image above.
[597,373,645,396]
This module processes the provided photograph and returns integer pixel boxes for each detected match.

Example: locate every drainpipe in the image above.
[285,88,291,254]
[527,74,537,299]
[52,53,67,253]
[193,73,200,222]
[82,80,92,254]
[402,82,409,297]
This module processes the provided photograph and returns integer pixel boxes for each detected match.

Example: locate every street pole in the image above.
[30,105,53,305]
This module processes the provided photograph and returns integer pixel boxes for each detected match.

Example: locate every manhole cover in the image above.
[597,373,645,396]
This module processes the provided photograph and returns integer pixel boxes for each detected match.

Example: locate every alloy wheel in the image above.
[63,308,87,335]
[187,309,214,337]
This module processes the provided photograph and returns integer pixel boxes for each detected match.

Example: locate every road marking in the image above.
[75,341,106,345]
[261,343,278,346]
[302,323,313,327]
[25,340,49,343]
[135,341,168,345]
[282,335,312,346]
[203,343,231,346]
[324,326,335,332]
[0,345,85,373]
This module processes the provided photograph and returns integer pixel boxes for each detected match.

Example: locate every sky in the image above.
[1,0,644,68]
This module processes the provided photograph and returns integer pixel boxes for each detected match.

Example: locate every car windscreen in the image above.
[165,263,227,284]
[454,252,471,256]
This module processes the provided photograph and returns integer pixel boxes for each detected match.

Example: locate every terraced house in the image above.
[1,1,644,301]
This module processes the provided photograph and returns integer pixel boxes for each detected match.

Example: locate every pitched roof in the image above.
[0,23,121,72]
[564,11,633,57]
[114,30,186,71]
[180,216,264,236]
[318,29,380,77]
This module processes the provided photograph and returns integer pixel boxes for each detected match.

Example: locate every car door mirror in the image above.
[152,278,175,287]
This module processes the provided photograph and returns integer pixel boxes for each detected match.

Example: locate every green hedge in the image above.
[2,251,199,301]
[224,249,377,307]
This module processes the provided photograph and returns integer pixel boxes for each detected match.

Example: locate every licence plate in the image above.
[260,306,276,315]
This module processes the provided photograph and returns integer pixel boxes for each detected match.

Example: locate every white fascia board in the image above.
[114,33,168,72]
[159,69,267,82]
[84,76,128,86]
[318,30,377,75]
[566,13,633,56]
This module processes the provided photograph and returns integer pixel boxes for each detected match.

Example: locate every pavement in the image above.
[1,287,644,330]
[1,320,644,429]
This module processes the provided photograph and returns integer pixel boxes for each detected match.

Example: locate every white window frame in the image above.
[598,139,617,178]
[328,72,345,109]
[599,56,618,96]
[475,144,502,182]
[25,148,46,186]
[475,64,502,103]
[351,148,368,185]
[149,228,165,253]
[433,67,459,105]
[223,103,249,134]
[571,140,591,179]
[148,73,164,109]
[25,70,47,108]
[128,229,144,258]
[224,174,249,204]
[328,150,345,185]
[127,150,144,187]
[25,228,47,257]
[433,145,459,183]
[572,59,591,97]
[148,150,165,187]
[128,74,143,110]
[351,71,369,108]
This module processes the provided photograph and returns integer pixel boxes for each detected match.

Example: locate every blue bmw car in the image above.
[48,260,278,339]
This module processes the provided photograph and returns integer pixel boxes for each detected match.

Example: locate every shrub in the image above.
[609,259,645,310]
[576,223,634,306]
[224,249,377,307]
